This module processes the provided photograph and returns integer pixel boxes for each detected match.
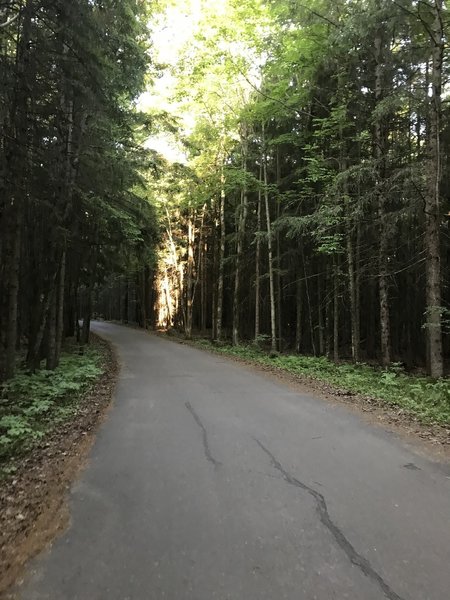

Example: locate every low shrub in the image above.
[0,347,103,464]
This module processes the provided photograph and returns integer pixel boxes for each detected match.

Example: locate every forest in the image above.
[0,0,157,381]
[2,3,450,595]
[1,0,450,382]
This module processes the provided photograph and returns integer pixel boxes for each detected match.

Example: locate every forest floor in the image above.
[0,335,118,597]
[162,332,450,463]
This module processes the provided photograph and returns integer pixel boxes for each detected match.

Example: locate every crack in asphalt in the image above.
[254,438,406,600]
[185,402,221,468]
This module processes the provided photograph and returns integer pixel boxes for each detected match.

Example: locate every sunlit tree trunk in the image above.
[184,211,194,339]
[215,169,226,342]
[186,205,205,339]
[262,124,277,353]
[254,167,262,344]
[232,137,248,346]
[200,240,207,332]
[276,148,283,350]
[211,204,218,340]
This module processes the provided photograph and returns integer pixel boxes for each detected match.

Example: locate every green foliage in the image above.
[143,0,449,376]
[0,347,103,466]
[194,341,450,425]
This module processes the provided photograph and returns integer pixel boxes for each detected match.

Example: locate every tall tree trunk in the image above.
[54,249,66,367]
[424,0,444,378]
[355,222,361,358]
[232,141,248,346]
[303,256,316,356]
[347,225,360,362]
[295,272,303,354]
[200,241,206,332]
[215,171,226,342]
[182,206,205,335]
[211,204,218,341]
[26,286,54,371]
[325,264,332,358]
[374,23,391,367]
[185,209,195,339]
[333,256,340,362]
[317,269,324,356]
[276,148,283,351]
[340,129,360,363]
[5,212,21,378]
[46,288,57,370]
[254,167,262,344]
[81,246,98,345]
[262,124,277,353]
[4,0,34,378]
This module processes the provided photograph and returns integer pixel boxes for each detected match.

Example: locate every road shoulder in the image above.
[0,335,118,598]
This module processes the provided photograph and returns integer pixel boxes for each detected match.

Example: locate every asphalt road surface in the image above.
[18,322,450,600]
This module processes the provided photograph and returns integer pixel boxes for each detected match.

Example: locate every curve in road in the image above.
[17,322,450,600]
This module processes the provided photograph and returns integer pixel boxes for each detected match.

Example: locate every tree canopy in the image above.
[143,0,450,377]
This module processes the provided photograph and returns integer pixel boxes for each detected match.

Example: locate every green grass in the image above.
[194,340,450,425]
[0,345,103,471]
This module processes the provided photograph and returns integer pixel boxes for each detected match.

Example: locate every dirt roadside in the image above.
[0,335,118,598]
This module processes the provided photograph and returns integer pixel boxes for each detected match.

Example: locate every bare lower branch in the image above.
[0,12,18,28]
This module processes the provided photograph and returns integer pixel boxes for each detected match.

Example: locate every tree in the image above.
[0,0,158,380]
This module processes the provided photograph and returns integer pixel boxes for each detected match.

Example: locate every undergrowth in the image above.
[194,340,450,425]
[0,345,103,471]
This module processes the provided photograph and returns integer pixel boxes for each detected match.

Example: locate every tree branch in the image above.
[0,11,18,28]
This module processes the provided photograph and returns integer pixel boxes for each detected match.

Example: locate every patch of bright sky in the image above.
[139,0,228,163]
[138,0,263,164]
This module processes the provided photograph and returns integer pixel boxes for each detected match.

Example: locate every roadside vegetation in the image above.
[193,340,450,426]
[0,343,104,475]
[0,335,116,594]
[102,0,450,384]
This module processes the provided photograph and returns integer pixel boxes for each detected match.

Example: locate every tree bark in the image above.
[317,269,325,356]
[347,225,360,362]
[46,288,57,370]
[211,204,218,340]
[4,0,34,379]
[254,167,262,344]
[54,249,66,367]
[295,271,303,354]
[333,256,340,362]
[185,209,195,339]
[276,147,283,351]
[262,124,277,353]
[232,138,248,346]
[424,0,444,378]
[215,170,226,342]
[5,211,21,378]
[374,22,391,367]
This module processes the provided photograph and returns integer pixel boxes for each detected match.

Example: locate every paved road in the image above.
[19,322,450,600]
